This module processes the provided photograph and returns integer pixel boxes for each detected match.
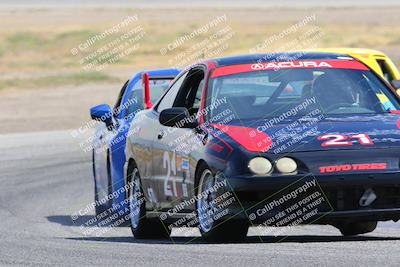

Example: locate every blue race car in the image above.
[90,68,179,219]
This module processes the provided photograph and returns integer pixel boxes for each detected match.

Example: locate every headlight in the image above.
[248,157,272,175]
[275,157,297,173]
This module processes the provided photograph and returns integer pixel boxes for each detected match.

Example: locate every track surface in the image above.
[1,130,400,266]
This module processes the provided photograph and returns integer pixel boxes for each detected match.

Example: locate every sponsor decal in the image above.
[250,61,332,70]
[211,60,369,78]
[319,163,387,173]
[181,159,189,170]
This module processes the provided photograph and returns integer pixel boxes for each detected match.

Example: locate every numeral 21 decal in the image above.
[163,151,190,198]
[318,133,373,147]
[163,151,177,197]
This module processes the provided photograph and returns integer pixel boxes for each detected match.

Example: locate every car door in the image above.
[94,80,129,201]
[108,78,143,208]
[130,71,189,209]
[152,67,205,210]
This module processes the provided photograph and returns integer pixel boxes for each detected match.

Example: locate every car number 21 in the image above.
[163,151,190,198]
[163,151,178,197]
[318,133,374,147]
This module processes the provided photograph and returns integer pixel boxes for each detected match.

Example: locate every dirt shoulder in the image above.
[0,84,120,134]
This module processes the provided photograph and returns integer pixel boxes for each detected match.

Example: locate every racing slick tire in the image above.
[93,149,112,216]
[196,164,249,242]
[126,161,171,239]
[337,221,378,236]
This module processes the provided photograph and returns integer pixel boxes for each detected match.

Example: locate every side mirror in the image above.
[159,107,197,128]
[391,79,400,88]
[90,104,114,128]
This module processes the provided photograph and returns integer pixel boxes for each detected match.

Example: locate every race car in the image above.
[90,68,179,218]
[124,52,400,241]
[312,48,400,89]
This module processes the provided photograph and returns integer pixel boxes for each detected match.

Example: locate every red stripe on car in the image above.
[211,124,272,152]
[211,60,369,78]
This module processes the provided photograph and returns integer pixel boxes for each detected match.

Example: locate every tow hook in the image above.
[359,188,377,207]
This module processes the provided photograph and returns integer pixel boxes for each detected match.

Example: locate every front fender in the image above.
[123,137,135,186]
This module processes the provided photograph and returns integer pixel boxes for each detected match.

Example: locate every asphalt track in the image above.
[1,130,400,266]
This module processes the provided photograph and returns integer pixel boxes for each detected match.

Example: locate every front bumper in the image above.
[216,172,400,224]
[317,208,400,223]
[226,171,400,191]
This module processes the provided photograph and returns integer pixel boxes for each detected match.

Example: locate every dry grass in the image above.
[0,7,400,90]
[1,6,400,133]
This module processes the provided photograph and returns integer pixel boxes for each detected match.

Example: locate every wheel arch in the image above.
[194,159,208,187]
[125,157,138,186]
[92,149,96,179]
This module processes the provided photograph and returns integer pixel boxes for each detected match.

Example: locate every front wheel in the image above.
[127,162,171,239]
[196,165,248,242]
[336,221,377,236]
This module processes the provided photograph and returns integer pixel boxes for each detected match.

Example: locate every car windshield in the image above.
[206,61,400,123]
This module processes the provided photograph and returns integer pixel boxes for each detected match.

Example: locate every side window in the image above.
[124,80,143,119]
[193,80,204,109]
[156,72,188,112]
[149,79,174,103]
[113,80,129,118]
[376,59,395,82]
[124,89,144,120]
[173,68,205,116]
